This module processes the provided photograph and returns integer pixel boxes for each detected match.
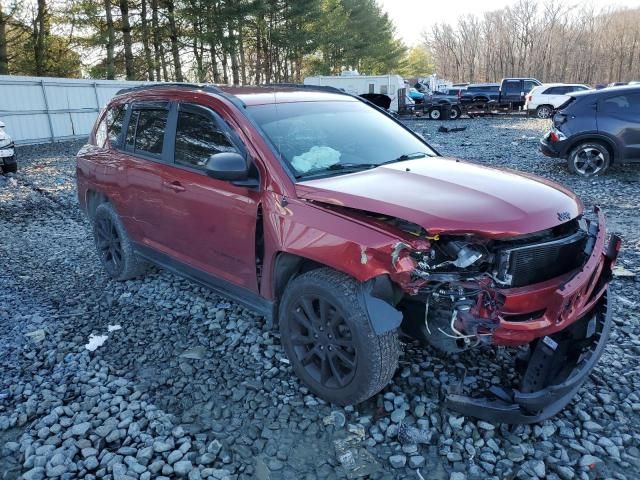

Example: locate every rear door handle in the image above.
[163,180,185,192]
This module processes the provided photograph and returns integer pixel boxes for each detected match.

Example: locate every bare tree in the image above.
[425,3,640,84]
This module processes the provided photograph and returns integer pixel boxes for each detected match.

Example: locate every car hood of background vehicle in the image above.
[295,157,583,238]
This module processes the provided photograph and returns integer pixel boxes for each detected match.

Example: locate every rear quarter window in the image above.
[96,104,127,148]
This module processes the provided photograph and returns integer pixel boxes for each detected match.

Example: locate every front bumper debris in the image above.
[446,290,612,423]
[445,208,619,423]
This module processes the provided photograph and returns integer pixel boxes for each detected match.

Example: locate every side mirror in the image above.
[204,152,248,181]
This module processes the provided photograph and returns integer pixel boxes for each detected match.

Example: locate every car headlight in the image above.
[0,138,12,149]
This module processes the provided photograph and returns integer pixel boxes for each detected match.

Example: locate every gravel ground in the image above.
[1,116,639,480]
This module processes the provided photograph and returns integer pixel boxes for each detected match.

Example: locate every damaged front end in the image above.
[383,207,620,423]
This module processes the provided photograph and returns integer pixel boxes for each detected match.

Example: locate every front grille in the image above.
[495,230,588,287]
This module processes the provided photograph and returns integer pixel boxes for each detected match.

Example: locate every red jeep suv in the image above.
[77,84,620,423]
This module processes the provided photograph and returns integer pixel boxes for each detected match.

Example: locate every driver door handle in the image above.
[163,180,185,192]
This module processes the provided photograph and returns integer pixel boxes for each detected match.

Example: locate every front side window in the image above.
[174,108,237,169]
[249,100,436,179]
[134,109,168,155]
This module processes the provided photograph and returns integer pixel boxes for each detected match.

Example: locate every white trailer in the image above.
[303,74,406,112]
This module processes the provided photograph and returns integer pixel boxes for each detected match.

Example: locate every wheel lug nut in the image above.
[328,346,333,351]
[319,345,324,350]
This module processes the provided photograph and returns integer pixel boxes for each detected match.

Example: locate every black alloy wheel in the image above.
[289,294,357,389]
[279,268,400,405]
[92,202,148,280]
[95,215,124,276]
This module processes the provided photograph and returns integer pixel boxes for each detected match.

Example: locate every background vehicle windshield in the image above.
[248,100,436,178]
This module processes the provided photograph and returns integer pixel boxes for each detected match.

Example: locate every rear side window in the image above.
[126,106,168,156]
[600,94,640,115]
[95,104,126,148]
[523,80,537,92]
[544,86,567,95]
[107,105,126,146]
[174,108,237,169]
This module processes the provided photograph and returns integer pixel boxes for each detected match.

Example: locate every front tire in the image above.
[567,142,611,176]
[279,268,400,405]
[450,106,461,120]
[93,203,148,281]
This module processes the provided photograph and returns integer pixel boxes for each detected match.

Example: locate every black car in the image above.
[540,85,640,176]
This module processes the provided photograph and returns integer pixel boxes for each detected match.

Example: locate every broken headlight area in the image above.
[394,235,504,354]
[395,218,594,349]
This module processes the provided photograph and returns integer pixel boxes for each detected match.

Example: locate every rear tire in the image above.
[567,142,611,176]
[93,202,148,281]
[1,162,17,174]
[536,105,553,119]
[428,107,441,120]
[450,106,461,120]
[279,267,400,405]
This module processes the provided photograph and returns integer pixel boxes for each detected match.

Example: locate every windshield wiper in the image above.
[381,151,429,164]
[295,153,430,179]
[295,162,379,179]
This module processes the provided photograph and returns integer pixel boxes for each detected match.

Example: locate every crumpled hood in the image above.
[296,157,583,238]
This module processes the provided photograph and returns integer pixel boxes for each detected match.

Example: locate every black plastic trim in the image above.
[134,243,274,320]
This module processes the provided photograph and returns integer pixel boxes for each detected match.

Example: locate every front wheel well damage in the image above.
[271,252,404,334]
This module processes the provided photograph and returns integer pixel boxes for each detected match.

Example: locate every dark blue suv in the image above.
[540,86,640,176]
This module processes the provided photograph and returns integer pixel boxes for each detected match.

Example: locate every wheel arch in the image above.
[85,189,110,222]
[269,252,403,334]
[565,135,617,163]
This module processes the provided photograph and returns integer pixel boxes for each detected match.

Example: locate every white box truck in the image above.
[303,74,406,112]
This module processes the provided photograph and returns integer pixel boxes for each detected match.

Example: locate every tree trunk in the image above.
[103,0,115,79]
[238,24,247,85]
[141,0,154,80]
[151,0,161,80]
[209,41,221,83]
[255,26,261,84]
[119,0,135,80]
[166,0,183,82]
[228,21,240,86]
[34,0,48,76]
[0,4,8,75]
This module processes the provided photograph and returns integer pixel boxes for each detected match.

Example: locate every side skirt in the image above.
[134,243,275,321]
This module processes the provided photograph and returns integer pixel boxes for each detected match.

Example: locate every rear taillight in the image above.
[553,113,567,127]
[526,95,532,102]
[549,131,560,142]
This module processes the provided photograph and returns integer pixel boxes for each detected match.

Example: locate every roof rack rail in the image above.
[265,83,349,95]
[114,82,246,109]
[115,82,225,96]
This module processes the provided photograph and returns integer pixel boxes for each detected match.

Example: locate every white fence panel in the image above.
[0,75,149,144]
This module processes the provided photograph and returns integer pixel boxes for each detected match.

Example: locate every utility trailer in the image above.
[304,74,406,112]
